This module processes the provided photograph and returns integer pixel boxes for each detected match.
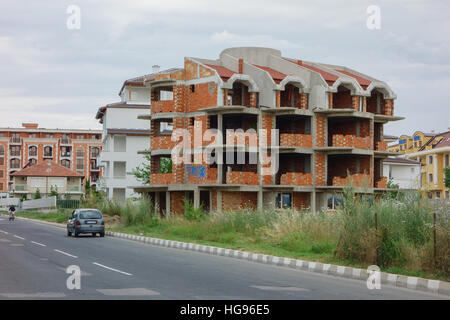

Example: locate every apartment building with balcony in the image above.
[403,131,450,200]
[0,123,102,194]
[387,131,435,153]
[95,69,160,201]
[132,47,402,214]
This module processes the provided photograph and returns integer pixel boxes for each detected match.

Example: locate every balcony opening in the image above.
[29,146,37,157]
[61,159,71,168]
[328,117,371,149]
[223,152,258,185]
[276,154,312,186]
[280,83,307,109]
[43,146,53,158]
[10,145,20,157]
[61,146,72,157]
[327,155,372,187]
[367,89,383,114]
[223,114,257,147]
[226,81,257,107]
[151,86,173,102]
[333,85,353,109]
[276,115,312,148]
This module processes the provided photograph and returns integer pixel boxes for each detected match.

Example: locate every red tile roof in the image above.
[334,69,372,90]
[253,65,287,84]
[11,161,84,178]
[420,131,450,151]
[205,64,235,81]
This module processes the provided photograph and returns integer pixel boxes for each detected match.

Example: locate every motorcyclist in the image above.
[8,205,15,221]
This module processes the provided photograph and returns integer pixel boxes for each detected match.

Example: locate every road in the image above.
[0,215,445,300]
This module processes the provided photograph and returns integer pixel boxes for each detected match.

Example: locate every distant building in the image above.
[404,131,450,200]
[95,70,163,201]
[11,161,84,199]
[387,131,435,154]
[382,157,420,189]
[0,123,102,195]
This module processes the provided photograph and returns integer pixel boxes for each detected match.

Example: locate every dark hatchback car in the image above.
[67,209,105,237]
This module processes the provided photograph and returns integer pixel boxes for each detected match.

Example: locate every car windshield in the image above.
[79,210,102,219]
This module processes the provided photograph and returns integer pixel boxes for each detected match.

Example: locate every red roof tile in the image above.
[334,69,372,90]
[11,161,84,178]
[205,64,235,81]
[253,65,287,84]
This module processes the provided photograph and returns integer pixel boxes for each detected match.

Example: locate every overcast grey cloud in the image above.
[0,0,448,135]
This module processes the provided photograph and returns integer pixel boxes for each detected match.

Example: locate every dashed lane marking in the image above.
[96,288,159,296]
[92,262,132,276]
[14,235,25,240]
[31,241,46,247]
[54,249,78,258]
[250,285,310,292]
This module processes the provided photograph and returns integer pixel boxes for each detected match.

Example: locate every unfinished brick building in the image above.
[133,47,402,214]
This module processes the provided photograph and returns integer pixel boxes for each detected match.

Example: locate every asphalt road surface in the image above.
[0,215,445,300]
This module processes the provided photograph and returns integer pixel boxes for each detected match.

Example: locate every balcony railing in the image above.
[226,171,258,185]
[10,151,21,157]
[61,152,71,157]
[279,134,313,148]
[150,173,174,184]
[151,100,175,113]
[10,137,21,144]
[332,174,372,187]
[43,153,53,158]
[280,172,313,186]
[60,138,71,145]
[331,134,371,149]
[151,136,176,150]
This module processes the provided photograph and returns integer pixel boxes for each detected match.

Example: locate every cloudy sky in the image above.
[0,0,448,136]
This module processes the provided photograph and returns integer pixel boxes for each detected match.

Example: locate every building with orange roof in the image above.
[131,47,403,214]
[11,161,84,199]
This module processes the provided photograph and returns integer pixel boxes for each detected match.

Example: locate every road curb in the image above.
[7,215,449,297]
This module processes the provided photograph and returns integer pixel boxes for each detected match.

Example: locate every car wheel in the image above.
[100,231,105,237]
[74,231,80,238]
[92,233,96,237]
[67,230,72,237]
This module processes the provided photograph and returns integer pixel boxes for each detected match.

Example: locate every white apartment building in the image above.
[95,73,153,201]
[382,157,421,189]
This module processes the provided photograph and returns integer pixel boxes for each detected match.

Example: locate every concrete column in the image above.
[217,113,223,184]
[217,190,222,213]
[311,191,316,213]
[165,191,171,217]
[193,188,200,209]
[155,192,160,215]
[257,189,263,211]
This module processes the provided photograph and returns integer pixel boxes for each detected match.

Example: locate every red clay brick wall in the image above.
[187,167,217,184]
[187,82,218,112]
[280,173,313,186]
[226,171,258,185]
[151,100,175,113]
[315,154,326,186]
[383,99,393,116]
[171,192,185,215]
[261,114,274,146]
[151,136,176,150]
[280,134,312,148]
[221,191,257,211]
[151,173,174,184]
[315,116,326,147]
[333,90,352,109]
[293,192,309,210]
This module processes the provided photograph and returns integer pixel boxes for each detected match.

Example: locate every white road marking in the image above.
[0,292,66,298]
[10,243,24,247]
[250,285,310,292]
[97,288,159,296]
[54,249,78,258]
[0,230,8,234]
[92,262,132,276]
[31,241,46,247]
[14,235,25,240]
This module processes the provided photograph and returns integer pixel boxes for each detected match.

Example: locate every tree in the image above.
[33,188,42,200]
[131,154,172,185]
[49,185,59,199]
[131,153,151,184]
[445,167,450,188]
